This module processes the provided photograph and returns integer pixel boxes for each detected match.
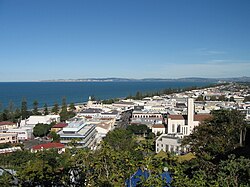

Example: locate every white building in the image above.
[0,121,17,131]
[0,133,18,144]
[58,120,97,149]
[20,115,60,126]
[78,108,102,118]
[156,98,211,153]
[7,126,33,141]
[156,134,186,154]
[131,110,163,128]
[152,124,165,135]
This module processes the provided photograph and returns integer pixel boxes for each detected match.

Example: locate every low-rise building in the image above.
[0,121,17,131]
[0,133,18,144]
[156,98,211,154]
[78,108,102,118]
[131,110,163,128]
[31,142,65,154]
[58,120,97,148]
[152,124,165,135]
[7,126,33,141]
[156,134,186,154]
[51,123,68,132]
[20,115,60,126]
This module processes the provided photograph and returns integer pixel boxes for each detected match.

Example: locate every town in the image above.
[0,82,250,186]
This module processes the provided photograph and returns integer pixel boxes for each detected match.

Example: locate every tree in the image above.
[51,102,59,114]
[21,98,28,119]
[49,131,60,142]
[196,95,204,101]
[103,129,136,152]
[59,97,68,121]
[127,124,150,136]
[43,103,49,115]
[32,100,40,115]
[182,109,246,159]
[216,155,250,186]
[243,95,250,102]
[69,103,76,111]
[33,123,51,137]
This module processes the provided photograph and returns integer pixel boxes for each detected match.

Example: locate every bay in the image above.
[0,81,212,109]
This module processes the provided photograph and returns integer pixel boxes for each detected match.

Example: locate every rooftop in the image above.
[0,121,15,126]
[52,123,68,128]
[32,142,65,150]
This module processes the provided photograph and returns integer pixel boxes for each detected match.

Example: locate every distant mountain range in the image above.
[41,76,250,82]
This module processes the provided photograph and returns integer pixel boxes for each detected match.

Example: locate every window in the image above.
[165,145,169,151]
[172,124,175,133]
[177,125,181,133]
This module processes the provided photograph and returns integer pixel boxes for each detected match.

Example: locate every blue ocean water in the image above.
[0,82,212,109]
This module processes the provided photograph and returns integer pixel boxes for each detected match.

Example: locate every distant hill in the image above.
[41,76,250,83]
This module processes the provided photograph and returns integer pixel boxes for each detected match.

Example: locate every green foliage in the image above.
[51,102,59,114]
[0,171,14,187]
[244,95,250,102]
[21,98,29,119]
[69,102,76,111]
[217,155,250,186]
[127,124,150,136]
[32,100,41,115]
[49,131,60,142]
[182,109,246,159]
[103,128,136,151]
[43,103,49,115]
[59,98,76,121]
[102,98,119,104]
[0,143,12,149]
[196,95,204,101]
[33,123,51,137]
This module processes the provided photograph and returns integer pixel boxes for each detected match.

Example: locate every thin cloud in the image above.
[196,48,226,56]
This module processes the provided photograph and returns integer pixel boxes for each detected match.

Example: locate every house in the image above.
[51,123,68,132]
[0,133,18,144]
[152,124,165,135]
[0,121,17,132]
[7,126,33,141]
[156,133,185,154]
[31,142,65,154]
[0,147,22,154]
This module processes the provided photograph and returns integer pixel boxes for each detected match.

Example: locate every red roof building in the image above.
[32,142,65,153]
[0,121,17,131]
[51,123,68,132]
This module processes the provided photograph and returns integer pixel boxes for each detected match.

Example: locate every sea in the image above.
[0,81,213,109]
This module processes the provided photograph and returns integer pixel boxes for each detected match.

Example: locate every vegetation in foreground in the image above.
[0,109,249,186]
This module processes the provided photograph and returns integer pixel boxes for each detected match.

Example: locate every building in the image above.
[0,133,18,144]
[156,98,211,153]
[51,123,68,132]
[31,142,65,154]
[112,101,135,110]
[156,134,186,154]
[20,115,60,126]
[58,120,97,148]
[0,121,17,132]
[78,108,102,118]
[7,126,33,141]
[152,124,165,135]
[0,147,22,154]
[131,110,163,128]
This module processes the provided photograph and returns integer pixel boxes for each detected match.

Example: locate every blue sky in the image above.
[0,0,250,81]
